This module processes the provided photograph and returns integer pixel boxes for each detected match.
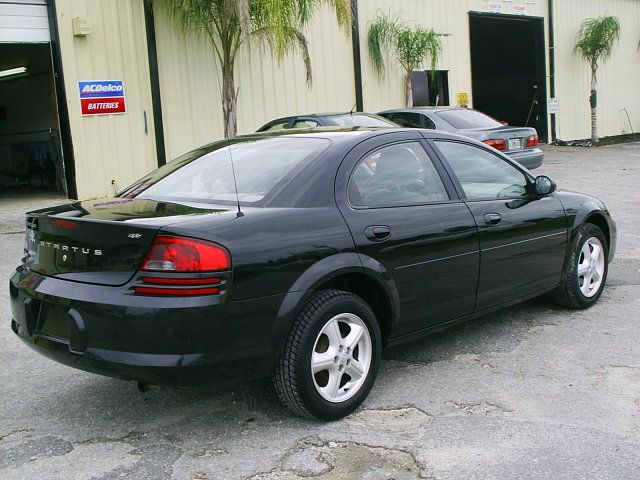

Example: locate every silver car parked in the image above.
[378,107,543,170]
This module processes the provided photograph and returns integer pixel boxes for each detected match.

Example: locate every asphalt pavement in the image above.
[1,142,639,479]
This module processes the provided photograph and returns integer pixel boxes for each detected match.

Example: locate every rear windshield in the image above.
[437,109,502,129]
[328,114,396,127]
[119,137,330,206]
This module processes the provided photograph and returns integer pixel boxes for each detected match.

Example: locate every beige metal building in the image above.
[1,0,639,199]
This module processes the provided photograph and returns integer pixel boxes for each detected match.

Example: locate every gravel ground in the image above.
[1,143,639,480]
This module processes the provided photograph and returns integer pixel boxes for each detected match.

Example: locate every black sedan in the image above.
[256,112,397,131]
[378,107,544,170]
[9,128,615,420]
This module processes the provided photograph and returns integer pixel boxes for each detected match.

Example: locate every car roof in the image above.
[263,112,387,123]
[379,106,470,115]
[236,126,469,145]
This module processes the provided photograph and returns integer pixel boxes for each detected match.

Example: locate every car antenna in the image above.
[227,145,244,218]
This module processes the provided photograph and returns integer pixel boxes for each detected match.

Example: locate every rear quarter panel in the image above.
[160,207,356,301]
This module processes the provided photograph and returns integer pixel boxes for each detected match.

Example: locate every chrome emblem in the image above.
[62,254,68,261]
[128,233,142,239]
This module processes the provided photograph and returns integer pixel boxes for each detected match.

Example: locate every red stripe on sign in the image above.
[81,97,126,115]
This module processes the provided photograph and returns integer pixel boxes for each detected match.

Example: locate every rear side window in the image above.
[437,109,502,129]
[292,119,319,128]
[328,114,396,127]
[262,120,289,131]
[122,137,330,205]
[349,142,449,208]
[390,112,422,128]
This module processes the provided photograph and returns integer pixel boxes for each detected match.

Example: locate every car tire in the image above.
[554,223,608,309]
[273,290,382,420]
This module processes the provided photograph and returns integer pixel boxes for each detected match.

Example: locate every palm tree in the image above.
[367,12,443,107]
[155,0,350,138]
[574,16,621,144]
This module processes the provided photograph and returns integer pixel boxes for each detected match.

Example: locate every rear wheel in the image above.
[554,223,608,309]
[273,290,381,420]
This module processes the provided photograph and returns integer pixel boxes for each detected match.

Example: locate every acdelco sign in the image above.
[78,80,126,116]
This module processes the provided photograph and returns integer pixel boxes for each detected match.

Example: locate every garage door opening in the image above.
[469,12,548,142]
[0,42,67,195]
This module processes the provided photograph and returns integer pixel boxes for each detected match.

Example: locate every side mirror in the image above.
[534,175,556,195]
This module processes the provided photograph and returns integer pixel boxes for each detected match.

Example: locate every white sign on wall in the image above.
[513,4,526,15]
[548,98,559,114]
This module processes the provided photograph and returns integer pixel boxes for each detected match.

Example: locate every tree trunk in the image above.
[590,63,598,145]
[405,70,413,107]
[222,60,237,138]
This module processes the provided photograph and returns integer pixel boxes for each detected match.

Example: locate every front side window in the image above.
[434,141,528,200]
[349,142,449,208]
[121,137,330,205]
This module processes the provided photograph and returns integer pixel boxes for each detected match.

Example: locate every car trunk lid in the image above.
[461,126,538,152]
[24,198,234,286]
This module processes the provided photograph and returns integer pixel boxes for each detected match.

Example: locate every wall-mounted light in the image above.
[0,67,27,78]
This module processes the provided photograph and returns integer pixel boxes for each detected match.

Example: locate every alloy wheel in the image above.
[311,313,372,403]
[577,236,605,298]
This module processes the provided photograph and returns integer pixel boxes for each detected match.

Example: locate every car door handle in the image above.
[364,225,391,242]
[484,213,502,226]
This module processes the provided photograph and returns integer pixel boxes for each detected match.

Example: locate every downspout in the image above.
[144,1,167,167]
[548,0,557,143]
[350,0,363,111]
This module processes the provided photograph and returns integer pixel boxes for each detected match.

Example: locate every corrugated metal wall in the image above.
[357,0,549,113]
[553,0,640,141]
[56,0,640,197]
[154,4,355,160]
[55,0,156,198]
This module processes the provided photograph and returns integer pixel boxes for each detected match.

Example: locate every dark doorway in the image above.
[469,13,548,141]
[0,43,66,194]
[411,70,450,107]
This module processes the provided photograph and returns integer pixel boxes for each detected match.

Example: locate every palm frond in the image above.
[367,12,403,78]
[575,16,621,65]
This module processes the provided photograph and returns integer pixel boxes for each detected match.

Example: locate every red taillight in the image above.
[141,235,230,272]
[526,134,539,147]
[141,276,221,285]
[134,286,221,296]
[51,218,77,229]
[483,139,507,151]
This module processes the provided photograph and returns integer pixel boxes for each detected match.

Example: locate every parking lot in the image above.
[1,142,639,480]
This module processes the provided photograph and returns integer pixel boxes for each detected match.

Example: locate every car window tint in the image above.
[292,120,319,128]
[349,142,449,208]
[434,141,528,200]
[129,138,330,205]
[390,112,422,128]
[437,109,502,129]
[263,120,289,131]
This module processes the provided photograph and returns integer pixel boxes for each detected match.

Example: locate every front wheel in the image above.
[554,223,608,309]
[273,290,382,420]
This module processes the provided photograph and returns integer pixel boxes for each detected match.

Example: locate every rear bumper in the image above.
[508,148,544,170]
[9,268,282,386]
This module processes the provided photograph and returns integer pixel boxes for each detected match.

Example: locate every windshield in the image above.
[119,137,330,205]
[328,114,396,127]
[437,109,502,130]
